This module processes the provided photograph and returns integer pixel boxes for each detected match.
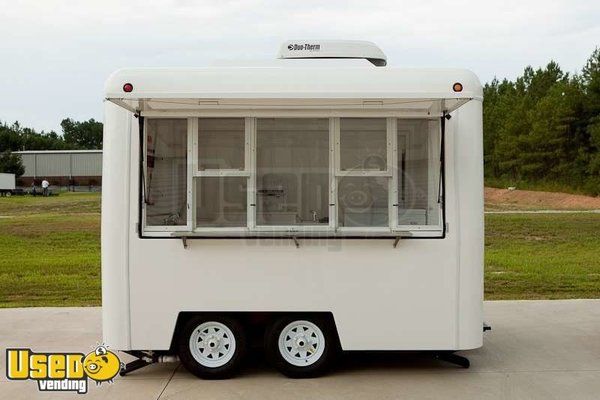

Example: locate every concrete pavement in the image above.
[1,300,600,399]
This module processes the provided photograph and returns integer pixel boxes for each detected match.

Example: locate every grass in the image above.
[0,192,100,216]
[0,193,100,307]
[485,213,600,299]
[0,192,598,306]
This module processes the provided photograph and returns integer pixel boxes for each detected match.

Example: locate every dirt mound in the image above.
[485,187,600,211]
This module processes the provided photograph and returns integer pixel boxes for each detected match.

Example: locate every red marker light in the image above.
[452,82,463,92]
[123,83,134,93]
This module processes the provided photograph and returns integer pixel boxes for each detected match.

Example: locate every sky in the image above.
[1,0,599,133]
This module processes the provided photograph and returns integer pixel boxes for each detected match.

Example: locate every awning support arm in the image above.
[438,113,449,238]
[107,98,139,114]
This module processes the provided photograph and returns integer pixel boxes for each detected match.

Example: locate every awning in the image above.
[105,66,481,117]
[108,97,472,117]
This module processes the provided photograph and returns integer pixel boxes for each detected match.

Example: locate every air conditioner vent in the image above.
[278,40,387,67]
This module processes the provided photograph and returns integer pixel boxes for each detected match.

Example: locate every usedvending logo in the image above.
[287,43,321,51]
[6,345,123,394]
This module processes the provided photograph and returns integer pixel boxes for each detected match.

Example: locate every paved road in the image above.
[1,300,600,399]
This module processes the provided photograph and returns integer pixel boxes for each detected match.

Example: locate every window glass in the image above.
[338,176,388,227]
[397,120,441,226]
[145,119,188,226]
[196,177,247,227]
[198,118,245,170]
[340,118,387,171]
[256,118,329,226]
[142,116,444,236]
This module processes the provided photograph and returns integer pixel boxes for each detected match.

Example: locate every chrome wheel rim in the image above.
[189,321,236,368]
[278,320,325,367]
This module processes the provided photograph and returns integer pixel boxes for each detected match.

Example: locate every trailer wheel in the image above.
[178,315,246,379]
[265,316,337,378]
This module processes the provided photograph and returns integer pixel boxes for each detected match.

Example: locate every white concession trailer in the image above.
[102,40,484,379]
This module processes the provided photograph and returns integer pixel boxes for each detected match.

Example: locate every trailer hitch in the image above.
[120,351,179,376]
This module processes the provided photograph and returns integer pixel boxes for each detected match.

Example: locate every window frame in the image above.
[141,117,192,233]
[139,113,445,238]
[335,117,395,233]
[393,119,444,233]
[253,117,334,233]
[193,117,251,233]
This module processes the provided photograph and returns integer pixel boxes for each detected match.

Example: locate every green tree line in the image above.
[0,118,102,151]
[484,48,600,195]
[2,50,600,194]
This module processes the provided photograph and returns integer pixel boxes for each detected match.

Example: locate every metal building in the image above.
[14,150,102,187]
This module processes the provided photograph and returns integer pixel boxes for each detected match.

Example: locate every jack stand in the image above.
[433,351,470,368]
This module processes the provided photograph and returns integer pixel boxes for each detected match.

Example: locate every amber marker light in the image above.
[452,82,463,92]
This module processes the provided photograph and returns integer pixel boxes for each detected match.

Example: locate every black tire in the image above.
[265,315,337,378]
[177,315,246,379]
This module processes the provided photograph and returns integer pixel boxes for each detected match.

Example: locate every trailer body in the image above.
[102,41,484,355]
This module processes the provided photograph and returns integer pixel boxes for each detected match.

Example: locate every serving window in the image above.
[142,116,444,237]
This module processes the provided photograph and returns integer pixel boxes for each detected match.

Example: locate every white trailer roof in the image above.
[105,58,482,116]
